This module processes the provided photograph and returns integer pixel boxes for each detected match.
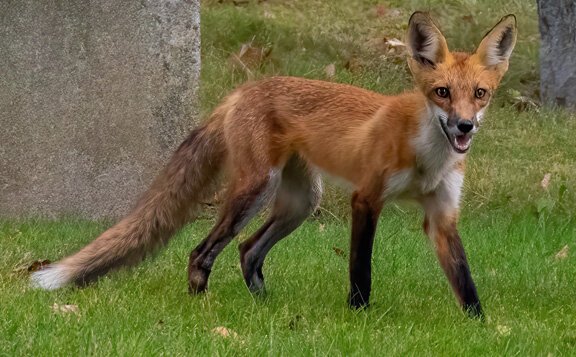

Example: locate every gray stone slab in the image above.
[537,0,576,108]
[0,0,200,219]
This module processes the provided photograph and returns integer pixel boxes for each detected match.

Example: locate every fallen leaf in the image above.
[555,245,569,260]
[212,326,239,339]
[332,247,346,258]
[263,9,275,19]
[10,252,33,275]
[318,224,326,232]
[507,89,540,112]
[540,173,551,190]
[374,4,388,17]
[324,63,336,80]
[387,8,402,17]
[461,15,475,24]
[27,259,51,273]
[51,303,80,315]
[344,57,363,73]
[228,41,272,77]
[385,38,406,48]
[371,37,407,64]
[497,324,511,336]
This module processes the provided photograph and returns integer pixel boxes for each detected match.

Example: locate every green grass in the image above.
[3,0,576,355]
[2,211,576,355]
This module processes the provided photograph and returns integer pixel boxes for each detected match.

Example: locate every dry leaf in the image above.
[507,89,540,112]
[318,224,326,232]
[374,4,388,17]
[497,324,511,336]
[540,173,551,190]
[385,38,406,48]
[10,252,33,275]
[344,57,363,73]
[228,41,272,77]
[555,245,569,260]
[373,37,407,64]
[212,326,239,339]
[332,247,346,258]
[372,6,401,18]
[26,259,51,273]
[263,10,275,19]
[387,8,402,17]
[324,63,336,79]
[51,303,80,315]
[461,15,475,24]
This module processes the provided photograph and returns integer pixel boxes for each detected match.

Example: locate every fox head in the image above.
[406,12,517,154]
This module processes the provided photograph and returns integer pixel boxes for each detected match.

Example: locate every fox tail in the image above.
[31,117,228,290]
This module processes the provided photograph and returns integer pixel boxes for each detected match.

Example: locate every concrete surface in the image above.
[0,0,200,219]
[537,0,576,108]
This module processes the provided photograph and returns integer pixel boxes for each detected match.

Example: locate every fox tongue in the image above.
[456,134,469,146]
[454,134,471,151]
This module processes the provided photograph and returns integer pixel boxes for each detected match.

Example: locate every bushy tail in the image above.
[31,121,227,290]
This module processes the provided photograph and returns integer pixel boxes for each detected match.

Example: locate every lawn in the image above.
[2,0,576,355]
[2,212,576,355]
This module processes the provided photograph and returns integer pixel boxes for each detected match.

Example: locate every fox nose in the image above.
[457,119,474,133]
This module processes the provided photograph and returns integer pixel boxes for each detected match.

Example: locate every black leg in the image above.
[188,177,273,294]
[437,224,482,318]
[348,192,381,309]
[239,157,321,294]
[424,214,483,319]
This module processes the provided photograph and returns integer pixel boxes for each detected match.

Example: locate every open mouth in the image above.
[439,119,473,154]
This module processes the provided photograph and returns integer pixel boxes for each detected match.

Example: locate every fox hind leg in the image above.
[239,156,322,294]
[188,169,280,294]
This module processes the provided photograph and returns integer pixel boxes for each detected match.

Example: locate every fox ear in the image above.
[406,12,449,68]
[475,14,517,71]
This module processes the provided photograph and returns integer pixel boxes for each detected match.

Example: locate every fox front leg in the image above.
[421,183,483,318]
[348,191,383,309]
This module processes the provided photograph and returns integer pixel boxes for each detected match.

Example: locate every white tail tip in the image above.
[30,264,71,290]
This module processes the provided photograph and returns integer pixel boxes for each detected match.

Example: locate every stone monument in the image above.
[0,0,201,219]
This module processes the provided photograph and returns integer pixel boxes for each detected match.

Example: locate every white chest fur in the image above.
[383,164,464,208]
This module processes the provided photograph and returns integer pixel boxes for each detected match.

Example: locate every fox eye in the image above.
[435,87,450,98]
[475,88,487,99]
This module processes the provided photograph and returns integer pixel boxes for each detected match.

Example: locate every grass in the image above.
[2,211,576,355]
[2,0,576,355]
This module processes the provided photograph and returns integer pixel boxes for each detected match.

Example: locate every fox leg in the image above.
[348,191,383,309]
[239,156,322,293]
[188,170,280,294]
[421,188,482,318]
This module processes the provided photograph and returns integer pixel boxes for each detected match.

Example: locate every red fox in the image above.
[31,12,516,318]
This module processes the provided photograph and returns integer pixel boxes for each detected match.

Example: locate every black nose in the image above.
[457,120,474,133]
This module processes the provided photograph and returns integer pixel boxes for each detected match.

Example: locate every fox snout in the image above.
[456,119,474,133]
[446,115,478,134]
[439,115,477,154]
